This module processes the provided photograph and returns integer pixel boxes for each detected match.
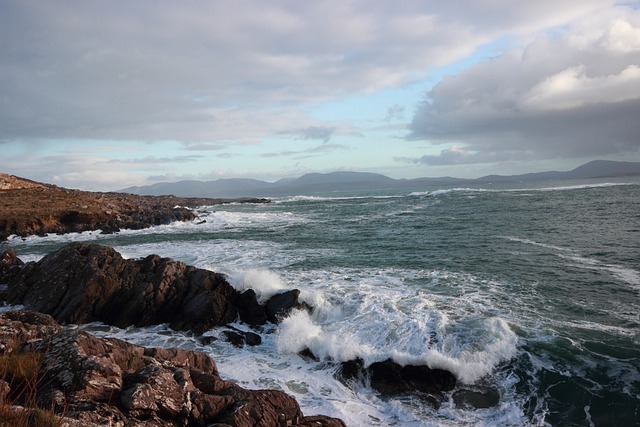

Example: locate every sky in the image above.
[1,0,640,191]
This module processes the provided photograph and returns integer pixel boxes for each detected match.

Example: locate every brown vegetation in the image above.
[0,173,268,241]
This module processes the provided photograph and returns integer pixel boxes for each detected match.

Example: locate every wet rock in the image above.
[265,289,310,323]
[235,289,268,326]
[222,330,262,348]
[338,357,457,407]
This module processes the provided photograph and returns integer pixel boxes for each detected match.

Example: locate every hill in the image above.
[121,160,640,198]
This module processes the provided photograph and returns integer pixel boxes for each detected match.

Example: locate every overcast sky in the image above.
[2,0,640,190]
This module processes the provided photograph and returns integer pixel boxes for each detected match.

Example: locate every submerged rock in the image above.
[0,309,346,426]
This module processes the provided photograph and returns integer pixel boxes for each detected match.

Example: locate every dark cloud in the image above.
[407,11,640,163]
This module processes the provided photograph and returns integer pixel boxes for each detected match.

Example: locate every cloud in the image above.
[385,104,406,122]
[277,126,336,143]
[0,0,615,146]
[408,7,640,163]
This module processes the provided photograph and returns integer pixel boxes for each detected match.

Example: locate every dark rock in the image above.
[338,358,365,382]
[222,330,246,347]
[6,243,240,333]
[369,359,456,395]
[265,289,310,323]
[337,357,457,408]
[222,328,262,347]
[196,335,217,345]
[298,347,319,362]
[0,309,345,426]
[0,248,23,284]
[6,243,313,334]
[235,289,268,326]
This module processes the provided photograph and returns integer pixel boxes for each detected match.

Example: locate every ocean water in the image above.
[4,178,640,426]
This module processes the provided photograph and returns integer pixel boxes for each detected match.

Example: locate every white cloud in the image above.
[524,64,640,110]
[408,7,640,163]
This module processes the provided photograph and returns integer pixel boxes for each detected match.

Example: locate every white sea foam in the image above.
[227,268,288,303]
[410,188,492,197]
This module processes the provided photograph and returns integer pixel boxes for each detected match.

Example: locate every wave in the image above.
[409,181,636,198]
[501,236,640,288]
[276,194,402,203]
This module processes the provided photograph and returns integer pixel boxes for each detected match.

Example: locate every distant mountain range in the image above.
[120,160,640,198]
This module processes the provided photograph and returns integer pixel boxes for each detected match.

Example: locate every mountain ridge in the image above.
[120,160,640,198]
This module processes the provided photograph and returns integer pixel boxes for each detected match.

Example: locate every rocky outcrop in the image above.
[0,309,345,426]
[0,173,270,241]
[2,243,307,334]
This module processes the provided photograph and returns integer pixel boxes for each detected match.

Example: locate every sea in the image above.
[3,177,640,426]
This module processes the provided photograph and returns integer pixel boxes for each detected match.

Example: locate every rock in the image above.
[0,248,23,284]
[0,309,345,426]
[222,328,262,347]
[6,243,313,335]
[265,289,310,323]
[0,310,61,354]
[6,243,239,332]
[369,360,457,395]
[235,289,268,326]
[338,357,457,407]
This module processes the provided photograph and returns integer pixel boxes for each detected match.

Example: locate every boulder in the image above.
[0,309,346,426]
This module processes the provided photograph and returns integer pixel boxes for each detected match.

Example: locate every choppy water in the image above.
[4,178,640,426]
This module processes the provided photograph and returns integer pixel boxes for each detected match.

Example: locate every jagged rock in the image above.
[0,309,61,354]
[0,309,346,426]
[5,243,311,336]
[6,243,239,333]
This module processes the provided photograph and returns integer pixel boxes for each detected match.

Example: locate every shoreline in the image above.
[0,173,269,242]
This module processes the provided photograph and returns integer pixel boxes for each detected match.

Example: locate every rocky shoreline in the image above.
[0,310,346,426]
[0,243,469,425]
[0,175,487,424]
[0,173,269,242]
